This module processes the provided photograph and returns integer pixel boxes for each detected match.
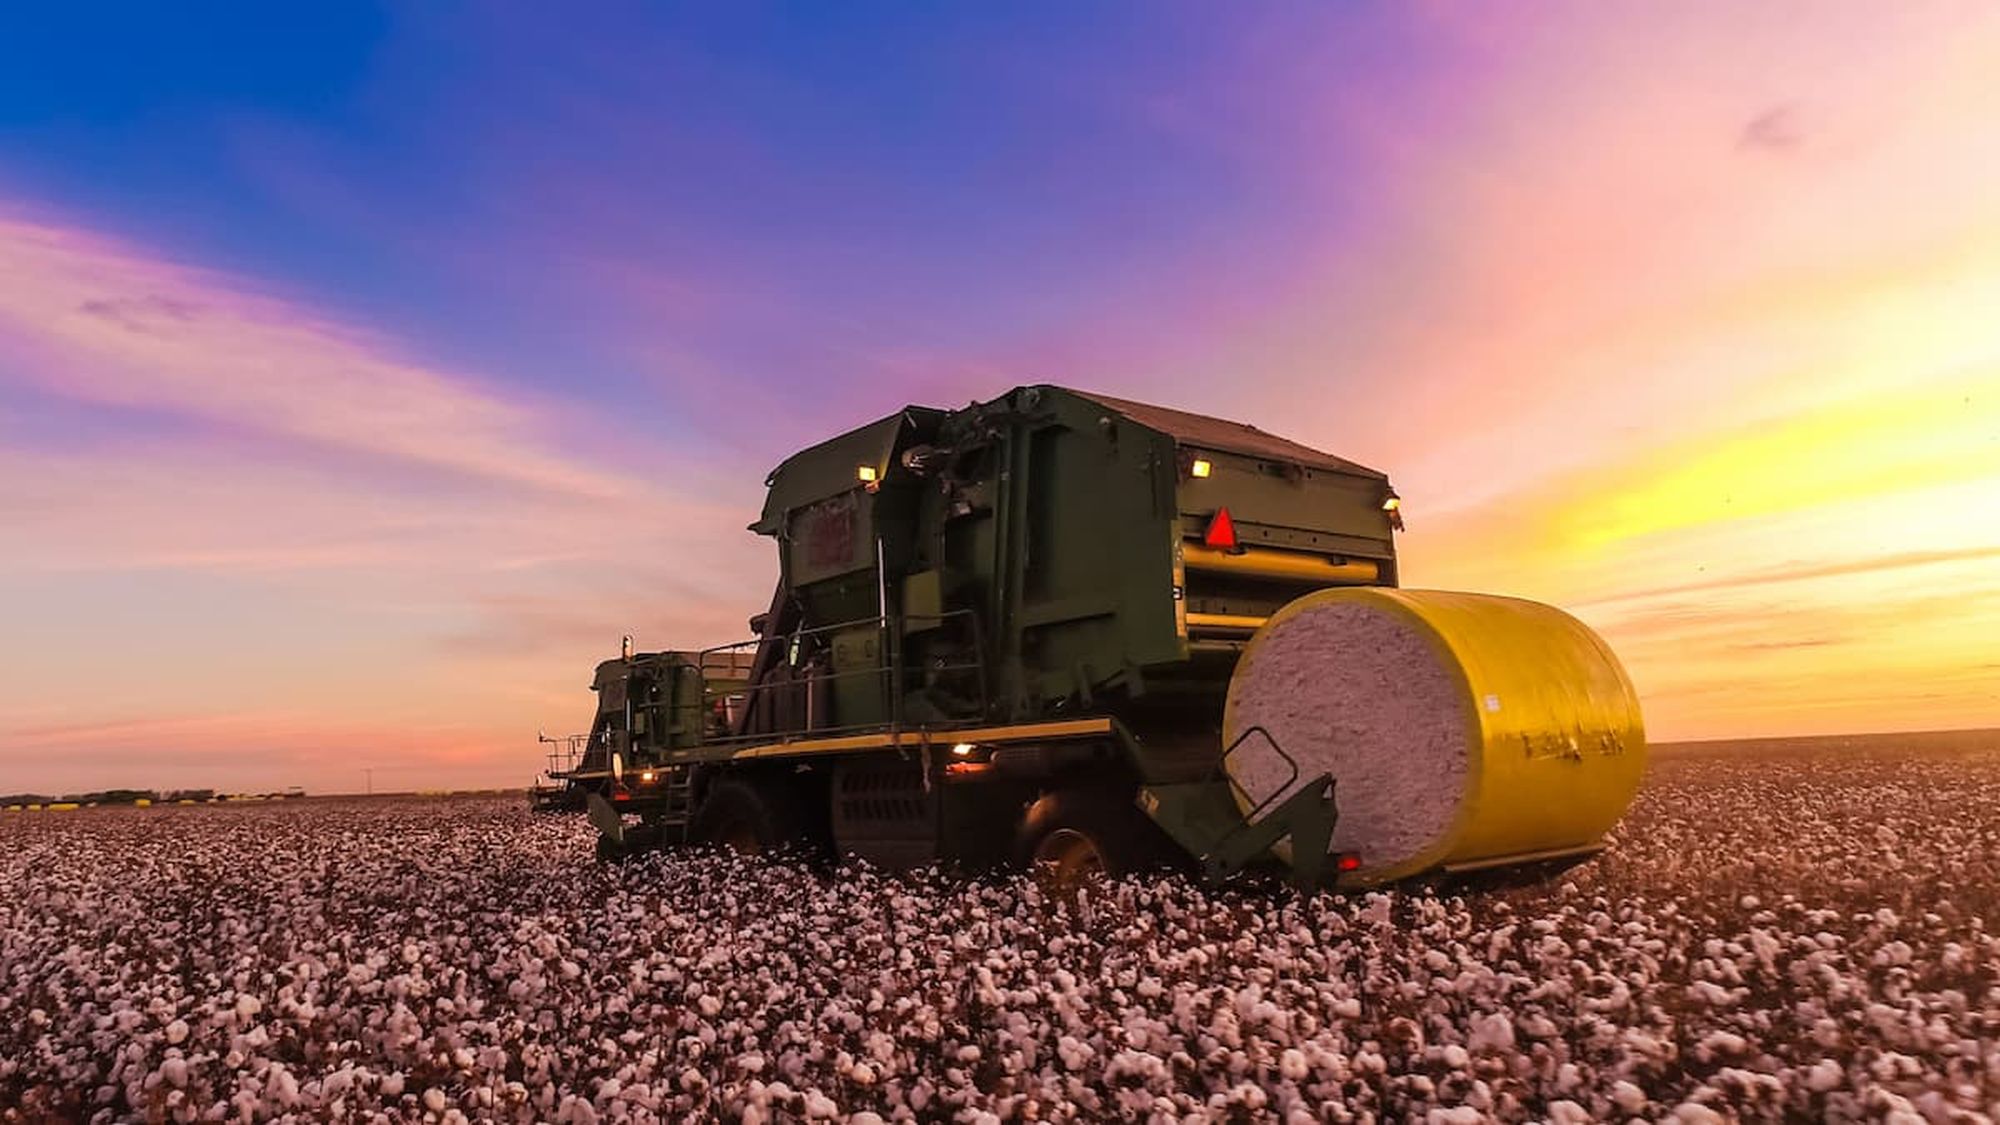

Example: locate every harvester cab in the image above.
[552,385,1646,888]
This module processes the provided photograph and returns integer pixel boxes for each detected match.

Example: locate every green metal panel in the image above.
[622,383,1401,764]
[829,625,886,727]
[576,382,1415,882]
[752,408,944,534]
[788,490,874,586]
[1174,450,1395,561]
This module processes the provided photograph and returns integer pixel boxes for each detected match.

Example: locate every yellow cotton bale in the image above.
[1224,587,1646,886]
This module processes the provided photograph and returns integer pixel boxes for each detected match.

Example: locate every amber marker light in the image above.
[1190,457,1213,479]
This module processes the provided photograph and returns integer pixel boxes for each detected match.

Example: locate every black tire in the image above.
[690,776,805,856]
[1015,788,1170,880]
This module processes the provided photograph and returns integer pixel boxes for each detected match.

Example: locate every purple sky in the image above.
[2,5,1997,794]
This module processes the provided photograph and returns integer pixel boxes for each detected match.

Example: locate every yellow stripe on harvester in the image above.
[1185,612,1268,632]
[729,717,1114,760]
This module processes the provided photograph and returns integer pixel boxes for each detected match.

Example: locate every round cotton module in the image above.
[1223,587,1647,886]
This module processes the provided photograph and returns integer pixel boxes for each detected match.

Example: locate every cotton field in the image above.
[3,739,1997,1123]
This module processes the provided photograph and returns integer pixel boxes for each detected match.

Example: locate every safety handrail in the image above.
[653,607,991,747]
[1216,724,1302,826]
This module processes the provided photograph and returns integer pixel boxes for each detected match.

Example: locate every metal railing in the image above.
[630,609,990,752]
[538,731,588,777]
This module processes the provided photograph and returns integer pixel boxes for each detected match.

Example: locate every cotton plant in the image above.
[0,745,1996,1122]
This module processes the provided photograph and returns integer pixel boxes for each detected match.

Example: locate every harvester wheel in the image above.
[690,777,800,856]
[1016,789,1166,882]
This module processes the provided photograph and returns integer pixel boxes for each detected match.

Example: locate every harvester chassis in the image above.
[577,718,1340,890]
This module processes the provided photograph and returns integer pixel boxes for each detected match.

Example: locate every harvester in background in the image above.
[528,732,593,812]
[550,385,1646,888]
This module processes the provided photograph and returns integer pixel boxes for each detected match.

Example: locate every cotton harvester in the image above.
[548,385,1646,888]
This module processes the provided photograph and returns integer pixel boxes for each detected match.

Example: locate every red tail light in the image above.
[1204,507,1239,551]
[1336,853,1362,873]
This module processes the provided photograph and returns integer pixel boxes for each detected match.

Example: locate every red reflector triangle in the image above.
[1204,507,1239,551]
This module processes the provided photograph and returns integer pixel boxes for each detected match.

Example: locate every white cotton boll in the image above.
[1546,1102,1590,1125]
[1689,981,1735,1008]
[1278,1048,1308,1081]
[802,1090,838,1119]
[1696,1032,1747,1062]
[269,1065,300,1107]
[1670,1104,1726,1125]
[1806,1060,1843,1092]
[165,1018,189,1045]
[159,1057,188,1087]
[1226,1083,1268,1110]
[1610,1080,1645,1113]
[380,1072,406,1097]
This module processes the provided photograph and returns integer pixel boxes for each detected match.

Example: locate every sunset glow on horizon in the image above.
[2,5,1996,793]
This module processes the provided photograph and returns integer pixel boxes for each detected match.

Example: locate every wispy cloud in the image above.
[1739,103,1807,154]
[0,201,776,794]
[1577,546,2000,607]
[0,206,630,498]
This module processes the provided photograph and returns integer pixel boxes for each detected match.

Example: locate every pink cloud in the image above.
[0,206,631,498]
[0,201,784,794]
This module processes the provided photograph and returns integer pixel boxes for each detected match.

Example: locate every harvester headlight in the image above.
[856,465,879,484]
[950,742,978,756]
[639,770,656,784]
[611,753,625,783]
[1189,457,1213,479]
[1381,495,1400,513]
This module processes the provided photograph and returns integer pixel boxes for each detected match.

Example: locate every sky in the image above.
[1,4,1996,794]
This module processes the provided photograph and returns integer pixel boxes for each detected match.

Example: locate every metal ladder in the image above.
[656,768,697,842]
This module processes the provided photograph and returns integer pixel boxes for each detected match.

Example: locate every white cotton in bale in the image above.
[1223,586,1646,885]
